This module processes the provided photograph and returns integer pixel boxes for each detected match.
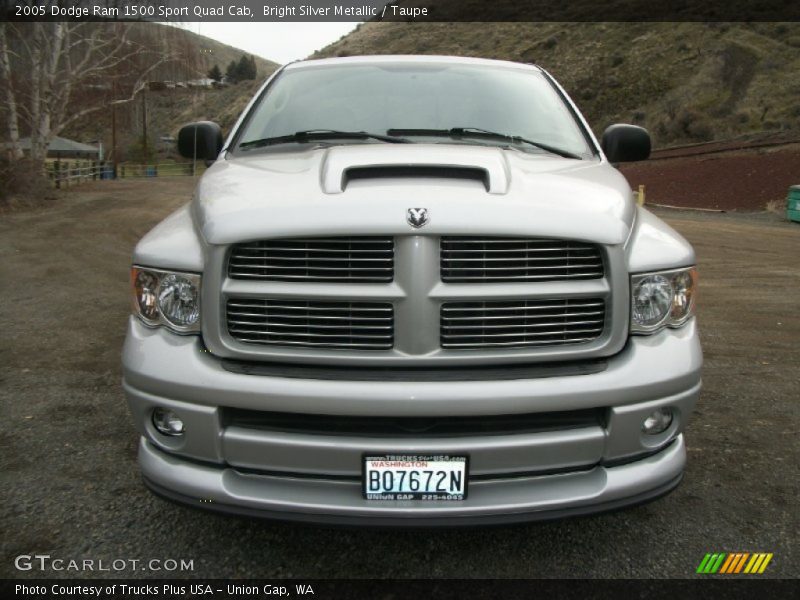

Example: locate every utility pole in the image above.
[111,103,117,178]
[141,86,148,166]
[111,81,118,178]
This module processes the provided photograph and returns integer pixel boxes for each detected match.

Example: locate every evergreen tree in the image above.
[237,55,252,81]
[225,55,257,84]
[208,64,222,82]
[225,60,238,83]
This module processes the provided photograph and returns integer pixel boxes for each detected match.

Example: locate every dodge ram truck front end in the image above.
[122,56,701,525]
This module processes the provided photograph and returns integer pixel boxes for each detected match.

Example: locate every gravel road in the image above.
[1,178,797,579]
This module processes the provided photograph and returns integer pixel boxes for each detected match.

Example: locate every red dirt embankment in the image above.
[619,143,800,211]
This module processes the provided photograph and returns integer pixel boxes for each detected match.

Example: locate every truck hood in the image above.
[193,144,635,245]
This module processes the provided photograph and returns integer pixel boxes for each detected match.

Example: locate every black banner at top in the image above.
[2,0,800,22]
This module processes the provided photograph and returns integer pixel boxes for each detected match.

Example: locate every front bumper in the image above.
[140,436,685,526]
[123,317,702,525]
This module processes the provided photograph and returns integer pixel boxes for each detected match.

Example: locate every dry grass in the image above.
[765,199,785,214]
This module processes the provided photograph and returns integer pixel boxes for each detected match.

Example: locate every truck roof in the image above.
[285,55,543,73]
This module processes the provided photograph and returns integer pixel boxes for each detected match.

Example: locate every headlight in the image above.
[670,268,698,325]
[132,268,159,324]
[131,266,201,333]
[630,267,697,334]
[158,273,201,329]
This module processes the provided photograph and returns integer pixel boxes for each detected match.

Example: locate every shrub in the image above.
[687,118,714,141]
[127,136,156,164]
[0,157,54,209]
[541,36,558,50]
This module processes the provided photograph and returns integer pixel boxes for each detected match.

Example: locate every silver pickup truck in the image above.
[123,55,701,525]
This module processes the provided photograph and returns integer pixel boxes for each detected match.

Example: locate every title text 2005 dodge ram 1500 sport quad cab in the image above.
[123,56,701,525]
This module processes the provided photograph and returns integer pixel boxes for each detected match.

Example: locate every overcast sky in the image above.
[178,22,360,64]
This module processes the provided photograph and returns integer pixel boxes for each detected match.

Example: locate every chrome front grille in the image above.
[440,298,606,349]
[210,233,623,365]
[228,237,394,282]
[226,299,394,350]
[441,236,604,282]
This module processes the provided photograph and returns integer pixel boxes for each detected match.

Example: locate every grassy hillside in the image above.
[311,22,800,146]
[162,25,278,82]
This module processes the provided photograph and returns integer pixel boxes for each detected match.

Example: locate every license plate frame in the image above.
[362,454,469,501]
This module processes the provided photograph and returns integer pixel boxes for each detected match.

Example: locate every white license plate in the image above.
[363,455,468,501]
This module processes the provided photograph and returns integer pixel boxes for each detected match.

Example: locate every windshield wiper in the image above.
[240,129,411,150]
[386,127,581,159]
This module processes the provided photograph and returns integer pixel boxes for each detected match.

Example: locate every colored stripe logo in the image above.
[696,552,773,574]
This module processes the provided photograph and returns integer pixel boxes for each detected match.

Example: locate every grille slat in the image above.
[235,246,392,254]
[441,298,606,349]
[227,299,394,350]
[442,273,604,281]
[230,262,392,269]
[229,236,394,282]
[441,236,604,283]
[441,337,600,348]
[438,253,601,266]
[443,312,604,321]
[228,314,391,322]
[230,256,392,262]
[228,321,393,330]
[228,329,393,339]
[442,320,604,330]
[227,302,391,312]
[443,328,604,339]
[441,302,604,312]
[441,264,603,271]
[229,339,391,349]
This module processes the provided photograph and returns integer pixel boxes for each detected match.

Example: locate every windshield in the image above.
[234,62,594,158]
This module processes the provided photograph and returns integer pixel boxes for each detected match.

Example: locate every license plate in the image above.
[363,455,468,501]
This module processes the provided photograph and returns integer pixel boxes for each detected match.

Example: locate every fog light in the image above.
[642,408,673,435]
[152,408,185,436]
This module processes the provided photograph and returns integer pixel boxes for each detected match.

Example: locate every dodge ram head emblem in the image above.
[407,208,429,228]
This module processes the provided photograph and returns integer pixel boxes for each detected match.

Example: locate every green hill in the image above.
[311,22,800,146]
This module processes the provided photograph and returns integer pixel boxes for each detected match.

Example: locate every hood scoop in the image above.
[345,165,489,190]
[320,144,510,195]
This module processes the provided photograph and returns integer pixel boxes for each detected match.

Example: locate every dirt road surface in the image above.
[1,178,798,578]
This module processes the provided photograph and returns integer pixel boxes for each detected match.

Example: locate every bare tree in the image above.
[0,24,23,160]
[0,21,189,168]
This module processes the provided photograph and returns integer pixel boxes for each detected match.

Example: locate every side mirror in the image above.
[601,124,651,163]
[177,121,223,161]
